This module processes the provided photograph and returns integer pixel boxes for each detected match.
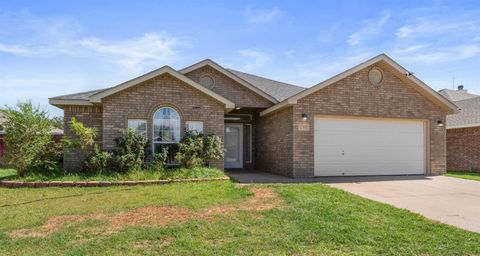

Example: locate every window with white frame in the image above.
[128,119,147,138]
[153,107,181,155]
[186,121,204,134]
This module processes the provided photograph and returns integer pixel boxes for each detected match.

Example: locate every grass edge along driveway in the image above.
[0,181,479,255]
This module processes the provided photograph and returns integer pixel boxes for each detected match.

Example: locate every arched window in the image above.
[153,107,180,154]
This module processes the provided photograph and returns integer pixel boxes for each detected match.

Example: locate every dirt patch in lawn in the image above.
[9,187,281,238]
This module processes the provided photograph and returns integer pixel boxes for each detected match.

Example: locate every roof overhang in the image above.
[260,54,459,117]
[180,59,278,104]
[447,123,480,130]
[49,99,94,108]
[50,66,235,112]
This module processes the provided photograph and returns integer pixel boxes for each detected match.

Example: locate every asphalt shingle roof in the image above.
[227,69,306,102]
[51,88,108,101]
[447,97,480,128]
[438,89,479,102]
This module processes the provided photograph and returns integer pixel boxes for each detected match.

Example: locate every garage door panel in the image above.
[314,117,426,176]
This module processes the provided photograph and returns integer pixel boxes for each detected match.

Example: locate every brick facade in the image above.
[447,127,480,172]
[291,63,447,177]
[101,73,225,169]
[63,105,103,171]
[256,107,294,176]
[184,66,273,108]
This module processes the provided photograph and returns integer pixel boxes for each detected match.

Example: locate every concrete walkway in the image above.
[227,171,480,233]
[327,175,480,233]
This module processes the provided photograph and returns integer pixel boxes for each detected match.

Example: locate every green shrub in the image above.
[175,130,204,168]
[175,130,224,168]
[149,147,168,171]
[85,144,112,173]
[114,129,148,172]
[2,102,60,176]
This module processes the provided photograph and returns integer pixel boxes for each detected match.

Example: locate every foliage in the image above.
[113,129,148,172]
[175,130,205,168]
[63,117,97,151]
[2,101,59,176]
[6,166,224,182]
[175,130,224,168]
[149,147,169,171]
[51,116,64,130]
[203,134,224,166]
[85,144,112,173]
[31,140,63,172]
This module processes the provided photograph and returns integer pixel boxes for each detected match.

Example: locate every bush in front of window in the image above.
[113,128,148,172]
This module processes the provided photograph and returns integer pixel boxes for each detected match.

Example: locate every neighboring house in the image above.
[50,54,457,177]
[439,87,480,171]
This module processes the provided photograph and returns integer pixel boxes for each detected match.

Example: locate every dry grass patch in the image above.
[9,187,282,238]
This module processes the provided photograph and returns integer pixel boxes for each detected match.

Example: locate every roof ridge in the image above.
[227,68,305,89]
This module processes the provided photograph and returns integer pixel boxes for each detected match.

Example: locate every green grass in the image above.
[0,168,16,180]
[0,182,479,255]
[445,171,480,181]
[1,167,225,182]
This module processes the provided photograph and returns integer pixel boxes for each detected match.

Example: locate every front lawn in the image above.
[0,167,225,182]
[445,171,480,182]
[1,181,479,255]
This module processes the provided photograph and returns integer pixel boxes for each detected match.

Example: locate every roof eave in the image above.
[49,98,94,108]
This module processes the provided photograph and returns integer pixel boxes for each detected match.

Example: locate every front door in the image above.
[224,123,243,168]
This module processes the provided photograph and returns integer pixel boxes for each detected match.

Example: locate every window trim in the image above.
[152,107,181,155]
[127,119,147,138]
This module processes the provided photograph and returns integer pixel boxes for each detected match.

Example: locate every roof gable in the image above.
[260,54,459,116]
[50,66,235,111]
[180,59,278,103]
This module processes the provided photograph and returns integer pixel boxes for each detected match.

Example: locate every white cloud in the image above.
[0,43,31,55]
[347,11,391,46]
[238,49,271,71]
[395,44,480,64]
[245,7,285,24]
[395,18,476,39]
[80,33,190,72]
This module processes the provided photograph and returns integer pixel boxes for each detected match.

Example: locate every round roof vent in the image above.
[368,67,383,85]
[199,75,215,89]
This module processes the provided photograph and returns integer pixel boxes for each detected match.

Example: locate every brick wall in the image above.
[63,105,103,171]
[256,107,294,176]
[447,127,480,172]
[184,66,273,108]
[290,62,447,177]
[102,73,225,169]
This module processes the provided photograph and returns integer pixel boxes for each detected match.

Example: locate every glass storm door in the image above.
[224,124,243,168]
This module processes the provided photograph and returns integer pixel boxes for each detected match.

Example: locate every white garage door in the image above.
[314,117,426,176]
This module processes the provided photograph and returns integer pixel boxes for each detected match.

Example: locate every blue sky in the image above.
[0,0,479,116]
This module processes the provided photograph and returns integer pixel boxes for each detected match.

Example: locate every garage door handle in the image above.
[342,150,345,156]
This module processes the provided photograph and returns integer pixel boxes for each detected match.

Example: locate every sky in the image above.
[0,0,479,117]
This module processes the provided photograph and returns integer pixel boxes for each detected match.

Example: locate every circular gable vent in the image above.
[199,75,215,89]
[368,67,383,85]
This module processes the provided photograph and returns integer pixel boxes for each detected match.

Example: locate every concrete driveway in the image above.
[324,175,480,233]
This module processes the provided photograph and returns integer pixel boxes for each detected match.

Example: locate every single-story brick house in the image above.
[439,87,480,171]
[50,54,457,177]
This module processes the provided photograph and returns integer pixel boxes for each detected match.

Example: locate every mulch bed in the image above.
[1,177,230,188]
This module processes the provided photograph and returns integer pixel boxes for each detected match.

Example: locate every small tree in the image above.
[3,102,55,176]
[64,117,97,151]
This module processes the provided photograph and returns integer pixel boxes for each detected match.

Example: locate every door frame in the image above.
[224,123,244,168]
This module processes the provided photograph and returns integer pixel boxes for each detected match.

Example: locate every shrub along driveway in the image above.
[324,175,480,233]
